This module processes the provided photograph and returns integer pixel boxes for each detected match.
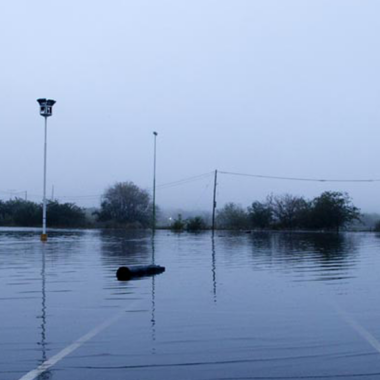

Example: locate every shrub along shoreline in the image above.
[0,188,371,232]
[215,191,361,232]
[0,199,87,228]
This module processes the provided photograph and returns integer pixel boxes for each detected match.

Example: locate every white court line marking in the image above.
[333,303,380,354]
[18,302,137,380]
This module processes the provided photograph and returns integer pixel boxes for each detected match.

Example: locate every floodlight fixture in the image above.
[37,98,56,118]
[37,98,57,242]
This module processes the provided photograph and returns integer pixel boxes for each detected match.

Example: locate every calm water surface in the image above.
[1,228,380,379]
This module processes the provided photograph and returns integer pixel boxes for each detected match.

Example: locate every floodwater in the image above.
[1,229,380,380]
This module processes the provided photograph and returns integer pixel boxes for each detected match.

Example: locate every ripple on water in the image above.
[1,229,380,380]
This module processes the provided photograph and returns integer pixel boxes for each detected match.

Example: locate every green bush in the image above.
[171,214,185,232]
[186,216,206,232]
[0,198,87,228]
[217,203,250,230]
[97,181,152,228]
[47,200,87,228]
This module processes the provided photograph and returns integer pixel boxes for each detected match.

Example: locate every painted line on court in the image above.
[18,302,138,380]
[333,303,380,355]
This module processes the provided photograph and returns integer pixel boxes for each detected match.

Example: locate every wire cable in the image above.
[156,172,214,190]
[3,168,379,204]
[219,171,380,183]
[193,177,213,209]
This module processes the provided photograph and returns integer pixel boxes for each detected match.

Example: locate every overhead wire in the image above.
[0,190,27,195]
[219,171,380,183]
[193,176,213,209]
[2,169,379,204]
[156,172,214,191]
[58,194,102,199]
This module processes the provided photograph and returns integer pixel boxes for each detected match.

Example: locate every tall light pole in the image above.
[152,131,158,232]
[37,98,56,242]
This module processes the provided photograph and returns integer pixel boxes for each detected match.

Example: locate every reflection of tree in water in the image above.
[256,232,360,280]
[219,231,360,281]
[272,232,358,261]
[99,229,158,353]
[47,232,90,260]
[99,229,151,264]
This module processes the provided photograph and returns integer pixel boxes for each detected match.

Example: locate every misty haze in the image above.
[2,1,380,380]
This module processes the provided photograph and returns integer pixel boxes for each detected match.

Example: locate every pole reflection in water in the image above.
[151,233,156,354]
[211,233,217,303]
[38,245,51,380]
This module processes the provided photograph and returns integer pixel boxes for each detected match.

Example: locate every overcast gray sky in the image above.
[1,0,380,212]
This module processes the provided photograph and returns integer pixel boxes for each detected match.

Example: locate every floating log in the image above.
[116,265,166,281]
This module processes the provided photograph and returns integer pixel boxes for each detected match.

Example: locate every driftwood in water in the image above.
[116,265,166,281]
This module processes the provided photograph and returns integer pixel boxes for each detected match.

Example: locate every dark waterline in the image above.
[1,228,380,380]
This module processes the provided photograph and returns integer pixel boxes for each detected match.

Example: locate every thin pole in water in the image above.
[212,169,218,231]
[152,131,158,232]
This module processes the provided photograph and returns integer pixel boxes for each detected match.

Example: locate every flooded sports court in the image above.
[2,228,380,380]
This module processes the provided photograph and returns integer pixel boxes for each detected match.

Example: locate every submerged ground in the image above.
[1,228,380,380]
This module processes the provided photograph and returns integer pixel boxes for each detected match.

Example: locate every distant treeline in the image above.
[0,181,154,229]
[0,188,372,232]
[216,191,361,232]
[0,199,87,228]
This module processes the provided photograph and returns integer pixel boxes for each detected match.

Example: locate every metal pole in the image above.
[152,132,158,231]
[212,170,218,231]
[41,117,48,241]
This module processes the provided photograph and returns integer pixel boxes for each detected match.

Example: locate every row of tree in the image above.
[0,199,87,227]
[216,192,361,232]
[0,182,152,229]
[0,182,363,232]
[97,183,362,232]
[0,182,153,229]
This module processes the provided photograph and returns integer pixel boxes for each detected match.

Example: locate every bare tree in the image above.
[269,194,310,229]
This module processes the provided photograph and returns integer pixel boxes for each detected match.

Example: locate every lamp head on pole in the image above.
[37,98,56,117]
[153,131,158,136]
